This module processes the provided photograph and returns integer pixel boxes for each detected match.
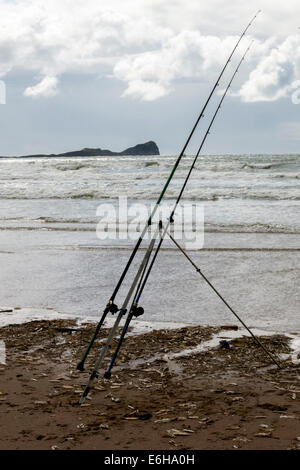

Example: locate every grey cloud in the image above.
[0,0,299,102]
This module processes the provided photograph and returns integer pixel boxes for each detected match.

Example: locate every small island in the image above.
[1,141,160,158]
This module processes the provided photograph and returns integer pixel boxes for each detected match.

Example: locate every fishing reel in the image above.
[107,302,119,314]
[131,305,144,318]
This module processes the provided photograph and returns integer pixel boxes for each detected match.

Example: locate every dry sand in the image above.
[0,319,300,450]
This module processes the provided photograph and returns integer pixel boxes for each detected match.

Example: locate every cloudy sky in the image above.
[0,0,299,155]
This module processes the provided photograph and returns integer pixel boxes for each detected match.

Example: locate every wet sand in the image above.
[0,319,300,450]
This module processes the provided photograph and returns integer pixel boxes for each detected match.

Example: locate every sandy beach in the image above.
[1,318,300,451]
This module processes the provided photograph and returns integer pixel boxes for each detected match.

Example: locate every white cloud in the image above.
[238,35,300,102]
[121,79,170,101]
[24,76,58,98]
[0,0,299,102]
[114,33,240,101]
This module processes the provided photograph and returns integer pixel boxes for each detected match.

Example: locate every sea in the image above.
[0,153,299,333]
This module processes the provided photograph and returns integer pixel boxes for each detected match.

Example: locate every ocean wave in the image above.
[55,163,89,171]
[205,222,300,234]
[0,219,299,235]
[37,216,98,224]
[241,162,287,170]
[0,154,299,201]
[0,190,299,201]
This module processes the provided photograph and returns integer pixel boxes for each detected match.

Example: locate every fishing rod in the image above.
[94,40,255,380]
[76,11,261,371]
[167,231,282,369]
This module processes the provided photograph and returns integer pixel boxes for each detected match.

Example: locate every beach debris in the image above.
[99,424,109,430]
[76,423,85,429]
[219,340,230,350]
[228,396,244,402]
[199,417,214,425]
[279,415,296,419]
[166,429,191,437]
[220,325,238,331]
[54,327,78,333]
[145,368,164,377]
[233,437,250,443]
[154,418,173,423]
[252,362,267,368]
[254,432,272,438]
[254,423,274,437]
[111,396,120,403]
[155,409,172,415]
[55,375,71,381]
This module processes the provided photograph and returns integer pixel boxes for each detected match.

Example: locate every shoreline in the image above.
[1,232,299,332]
[1,306,300,340]
[1,317,300,450]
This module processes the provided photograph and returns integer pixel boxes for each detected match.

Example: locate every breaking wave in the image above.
[0,153,299,201]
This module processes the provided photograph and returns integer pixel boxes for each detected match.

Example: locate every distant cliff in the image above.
[3,141,160,158]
